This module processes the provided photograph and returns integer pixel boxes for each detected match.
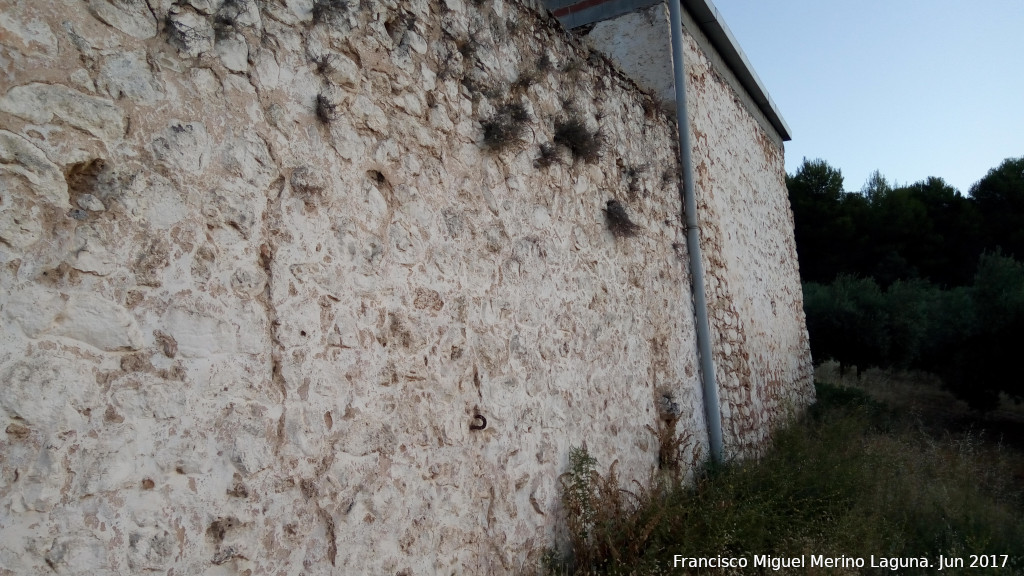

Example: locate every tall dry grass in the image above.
[540,380,1024,575]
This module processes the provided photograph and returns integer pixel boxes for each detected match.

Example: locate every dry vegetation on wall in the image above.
[603,200,641,238]
[480,102,531,152]
[553,115,603,164]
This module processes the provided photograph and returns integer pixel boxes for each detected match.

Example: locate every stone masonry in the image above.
[0,0,812,573]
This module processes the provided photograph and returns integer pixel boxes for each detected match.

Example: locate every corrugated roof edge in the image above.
[681,0,791,141]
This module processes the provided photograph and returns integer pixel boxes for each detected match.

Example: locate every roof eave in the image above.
[545,0,792,141]
[682,0,791,141]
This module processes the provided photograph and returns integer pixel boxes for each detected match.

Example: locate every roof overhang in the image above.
[544,0,792,141]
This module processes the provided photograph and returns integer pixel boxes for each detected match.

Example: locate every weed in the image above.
[654,419,688,472]
[649,392,688,473]
[554,117,602,163]
[165,13,208,54]
[212,18,236,41]
[623,164,648,181]
[480,118,522,152]
[660,167,678,189]
[312,0,352,26]
[538,52,554,72]
[384,12,415,44]
[311,53,335,76]
[562,58,584,75]
[213,0,251,40]
[624,163,648,196]
[641,97,659,118]
[558,447,667,573]
[316,92,339,123]
[604,200,640,238]
[561,446,598,551]
[502,102,530,123]
[457,38,479,61]
[505,17,520,35]
[480,103,530,152]
[483,84,506,100]
[540,548,570,575]
[460,77,487,100]
[535,143,561,168]
[513,69,540,92]
[462,76,504,101]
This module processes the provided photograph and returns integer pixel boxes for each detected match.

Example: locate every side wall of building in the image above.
[586,3,814,458]
[0,0,809,573]
[683,27,815,456]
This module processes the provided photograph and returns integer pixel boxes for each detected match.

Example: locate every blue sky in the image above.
[711,0,1024,195]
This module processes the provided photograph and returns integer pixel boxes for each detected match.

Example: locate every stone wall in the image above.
[0,0,811,573]
[684,29,815,457]
[583,2,815,457]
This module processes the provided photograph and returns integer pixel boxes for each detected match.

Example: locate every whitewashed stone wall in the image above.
[0,0,811,573]
[583,3,814,459]
[684,31,815,456]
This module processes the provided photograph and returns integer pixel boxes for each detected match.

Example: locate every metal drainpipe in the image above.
[667,0,724,463]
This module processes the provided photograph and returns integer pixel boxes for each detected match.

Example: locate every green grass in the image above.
[547,382,1024,575]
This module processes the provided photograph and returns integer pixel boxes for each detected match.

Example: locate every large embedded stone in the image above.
[97,51,162,102]
[216,35,249,73]
[0,12,59,57]
[87,0,158,39]
[0,355,97,436]
[49,293,144,351]
[162,307,239,357]
[3,287,65,338]
[0,84,125,144]
[150,121,210,175]
[0,130,68,207]
[0,203,42,249]
[166,6,215,57]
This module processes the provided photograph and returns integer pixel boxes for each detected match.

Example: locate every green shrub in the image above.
[803,275,889,374]
[804,253,1024,409]
[940,252,1024,409]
